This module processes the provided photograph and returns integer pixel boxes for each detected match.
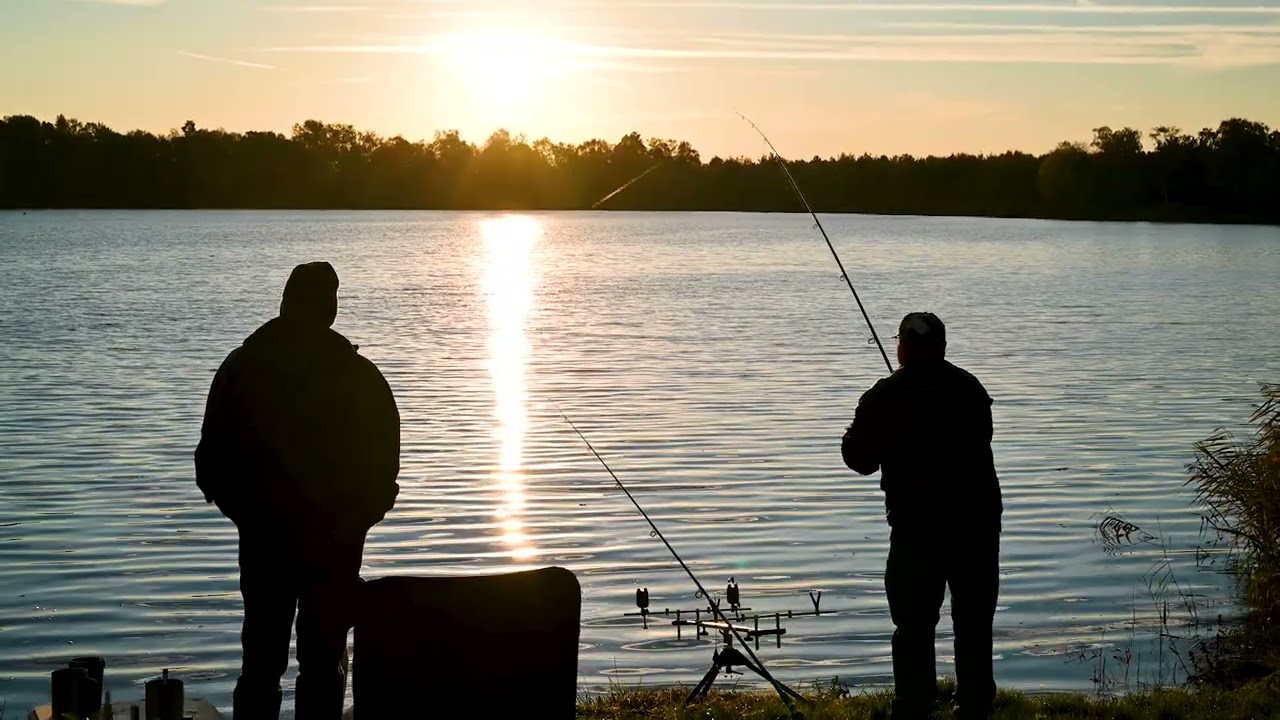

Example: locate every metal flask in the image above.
[144,669,184,720]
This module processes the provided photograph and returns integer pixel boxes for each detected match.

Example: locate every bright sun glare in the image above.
[440,28,567,110]
[482,215,540,562]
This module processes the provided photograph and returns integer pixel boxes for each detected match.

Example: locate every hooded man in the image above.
[195,262,400,720]
[841,312,1002,719]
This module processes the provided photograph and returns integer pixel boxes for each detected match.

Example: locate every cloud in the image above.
[890,21,1280,34]
[261,26,1280,68]
[73,0,165,5]
[256,4,369,12]
[560,39,1175,64]
[551,1,1280,14]
[256,0,1280,70]
[178,51,276,70]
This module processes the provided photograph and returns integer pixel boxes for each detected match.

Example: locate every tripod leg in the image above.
[685,664,721,704]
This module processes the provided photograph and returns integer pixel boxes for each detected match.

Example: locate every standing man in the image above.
[195,262,400,720]
[841,312,1002,719]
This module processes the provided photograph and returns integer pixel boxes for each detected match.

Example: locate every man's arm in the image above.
[841,384,884,476]
[357,359,401,526]
[978,386,994,444]
[194,350,239,506]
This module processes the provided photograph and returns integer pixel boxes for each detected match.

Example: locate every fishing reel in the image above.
[630,578,750,630]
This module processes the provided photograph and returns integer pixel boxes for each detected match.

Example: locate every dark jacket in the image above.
[194,317,400,542]
[842,359,1002,532]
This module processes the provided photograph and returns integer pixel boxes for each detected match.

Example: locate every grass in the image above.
[576,675,1280,719]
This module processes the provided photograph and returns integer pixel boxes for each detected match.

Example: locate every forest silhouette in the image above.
[2,114,1277,224]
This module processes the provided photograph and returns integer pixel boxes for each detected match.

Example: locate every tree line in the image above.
[2,114,1278,223]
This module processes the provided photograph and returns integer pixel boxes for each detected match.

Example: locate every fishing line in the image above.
[736,112,895,374]
[555,406,806,716]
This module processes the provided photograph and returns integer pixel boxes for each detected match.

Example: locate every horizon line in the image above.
[2,111,1272,159]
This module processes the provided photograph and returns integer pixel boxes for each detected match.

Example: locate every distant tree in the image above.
[1091,126,1143,156]
[1037,142,1090,216]
[0,113,1276,223]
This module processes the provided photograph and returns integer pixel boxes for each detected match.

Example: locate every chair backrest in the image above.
[351,566,581,719]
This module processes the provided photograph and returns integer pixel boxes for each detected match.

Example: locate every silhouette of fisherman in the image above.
[194,262,400,720]
[841,312,1002,719]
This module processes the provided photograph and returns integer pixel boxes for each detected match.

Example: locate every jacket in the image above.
[842,359,1002,531]
[194,316,400,541]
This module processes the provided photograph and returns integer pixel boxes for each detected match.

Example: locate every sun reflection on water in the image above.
[482,215,540,561]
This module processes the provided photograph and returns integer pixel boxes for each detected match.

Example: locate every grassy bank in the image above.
[578,383,1280,719]
[577,675,1280,719]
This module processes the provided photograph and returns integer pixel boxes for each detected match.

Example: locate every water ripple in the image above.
[1,210,1277,715]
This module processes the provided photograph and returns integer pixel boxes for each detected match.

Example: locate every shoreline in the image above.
[573,677,1280,719]
[5,207,1279,228]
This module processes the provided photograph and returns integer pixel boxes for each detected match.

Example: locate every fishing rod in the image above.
[556,407,807,716]
[592,163,661,209]
[736,112,894,375]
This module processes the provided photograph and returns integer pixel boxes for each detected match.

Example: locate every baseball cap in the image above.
[894,312,946,344]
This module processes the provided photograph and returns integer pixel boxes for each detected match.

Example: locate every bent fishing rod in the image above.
[556,407,807,715]
[736,112,894,375]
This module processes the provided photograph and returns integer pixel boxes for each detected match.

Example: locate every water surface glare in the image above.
[1,210,1277,715]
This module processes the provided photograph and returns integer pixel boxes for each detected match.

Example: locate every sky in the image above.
[2,0,1279,159]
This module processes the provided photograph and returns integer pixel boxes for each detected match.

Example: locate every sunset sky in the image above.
[3,0,1279,158]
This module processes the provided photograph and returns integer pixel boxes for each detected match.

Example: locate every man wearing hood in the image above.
[195,262,400,720]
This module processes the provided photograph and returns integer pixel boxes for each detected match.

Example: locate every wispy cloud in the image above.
[178,51,276,70]
[74,0,165,5]
[551,1,1280,14]
[558,39,1181,65]
[891,21,1280,34]
[261,27,1280,68]
[257,4,369,13]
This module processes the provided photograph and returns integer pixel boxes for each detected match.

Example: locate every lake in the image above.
[1,210,1277,716]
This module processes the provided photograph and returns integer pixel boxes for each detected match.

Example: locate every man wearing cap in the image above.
[841,312,1002,719]
[194,262,400,720]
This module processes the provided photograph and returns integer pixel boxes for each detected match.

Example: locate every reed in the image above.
[1185,382,1280,686]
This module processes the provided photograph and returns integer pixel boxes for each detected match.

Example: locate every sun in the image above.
[439,28,567,111]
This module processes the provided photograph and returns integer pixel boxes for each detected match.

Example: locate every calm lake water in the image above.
[1,210,1277,715]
